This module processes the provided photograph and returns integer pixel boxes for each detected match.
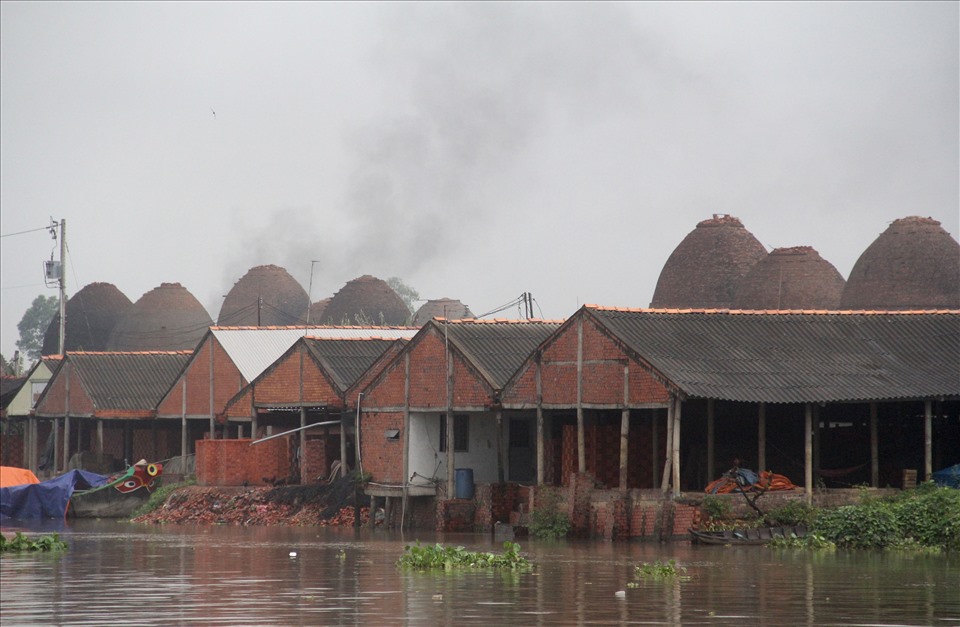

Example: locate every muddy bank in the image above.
[134,478,372,527]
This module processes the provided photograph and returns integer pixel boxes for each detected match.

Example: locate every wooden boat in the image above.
[689,525,807,545]
[69,460,164,518]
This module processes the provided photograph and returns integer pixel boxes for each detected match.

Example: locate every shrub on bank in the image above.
[814,483,960,551]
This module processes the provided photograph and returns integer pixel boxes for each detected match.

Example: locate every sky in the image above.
[1,2,958,361]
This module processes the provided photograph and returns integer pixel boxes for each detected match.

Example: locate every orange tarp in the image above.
[0,466,40,488]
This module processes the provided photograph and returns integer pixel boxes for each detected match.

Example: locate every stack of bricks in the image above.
[490,482,517,525]
[472,483,494,531]
[302,436,340,483]
[628,503,660,538]
[195,438,290,486]
[567,472,596,537]
[671,503,698,537]
[436,498,475,532]
[0,433,24,468]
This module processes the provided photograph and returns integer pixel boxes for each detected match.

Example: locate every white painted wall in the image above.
[408,411,501,483]
[6,361,53,417]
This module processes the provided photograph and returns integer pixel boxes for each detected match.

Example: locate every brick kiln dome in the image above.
[107,283,213,351]
[840,216,960,310]
[218,265,309,326]
[650,214,767,309]
[320,275,410,325]
[412,298,474,326]
[308,298,331,324]
[732,246,846,310]
[41,282,133,355]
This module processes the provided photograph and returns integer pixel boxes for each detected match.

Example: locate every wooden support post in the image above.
[402,354,410,531]
[619,362,629,493]
[660,397,674,493]
[97,419,104,465]
[706,398,715,483]
[805,403,813,506]
[536,358,544,486]
[619,408,630,493]
[496,410,505,484]
[181,378,188,457]
[672,398,682,497]
[209,336,216,439]
[300,407,307,484]
[870,402,878,487]
[813,405,821,487]
[924,400,932,481]
[29,419,35,472]
[758,403,766,472]
[384,496,394,529]
[340,411,349,478]
[576,317,585,474]
[62,416,70,472]
[367,496,378,529]
[651,409,659,489]
[446,351,455,499]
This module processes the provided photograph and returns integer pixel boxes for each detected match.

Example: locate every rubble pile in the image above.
[135,477,373,527]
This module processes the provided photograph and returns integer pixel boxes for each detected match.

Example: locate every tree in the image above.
[17,295,59,363]
[387,277,419,314]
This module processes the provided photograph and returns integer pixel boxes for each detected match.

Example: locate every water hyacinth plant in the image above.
[628,559,690,586]
[397,541,530,570]
[0,532,68,553]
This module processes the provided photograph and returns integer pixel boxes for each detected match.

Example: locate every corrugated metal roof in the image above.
[588,307,960,403]
[303,337,404,392]
[211,326,418,382]
[441,320,563,389]
[69,351,192,411]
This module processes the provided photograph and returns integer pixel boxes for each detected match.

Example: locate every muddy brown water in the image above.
[1,519,957,626]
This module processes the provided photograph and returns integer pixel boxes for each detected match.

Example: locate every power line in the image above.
[0,225,53,238]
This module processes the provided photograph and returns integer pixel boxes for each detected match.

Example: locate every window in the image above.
[439,414,469,452]
[31,381,47,408]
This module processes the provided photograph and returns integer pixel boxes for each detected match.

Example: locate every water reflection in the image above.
[1,520,957,626]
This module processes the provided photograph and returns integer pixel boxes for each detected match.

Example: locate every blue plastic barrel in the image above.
[455,468,474,499]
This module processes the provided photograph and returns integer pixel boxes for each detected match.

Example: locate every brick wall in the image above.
[436,498,475,532]
[359,411,404,483]
[195,437,291,486]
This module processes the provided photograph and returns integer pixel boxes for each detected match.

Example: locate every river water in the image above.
[1,520,957,626]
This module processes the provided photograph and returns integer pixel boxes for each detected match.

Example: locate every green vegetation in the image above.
[16,294,59,363]
[1,532,68,553]
[131,479,196,519]
[813,483,960,551]
[529,489,571,540]
[765,500,818,528]
[397,541,530,570]
[627,559,689,587]
[701,495,731,521]
[768,533,835,550]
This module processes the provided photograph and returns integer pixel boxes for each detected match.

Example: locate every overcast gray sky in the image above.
[2,2,957,360]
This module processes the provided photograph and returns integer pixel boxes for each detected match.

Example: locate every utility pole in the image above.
[45,218,67,355]
[58,219,66,355]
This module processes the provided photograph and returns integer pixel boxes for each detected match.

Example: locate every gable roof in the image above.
[209,325,418,382]
[435,318,563,390]
[585,306,960,404]
[37,351,191,415]
[302,337,406,393]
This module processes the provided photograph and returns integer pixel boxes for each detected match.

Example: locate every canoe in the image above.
[689,525,807,545]
[69,461,164,518]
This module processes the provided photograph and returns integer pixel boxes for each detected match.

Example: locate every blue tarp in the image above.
[932,464,960,489]
[1,470,109,520]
